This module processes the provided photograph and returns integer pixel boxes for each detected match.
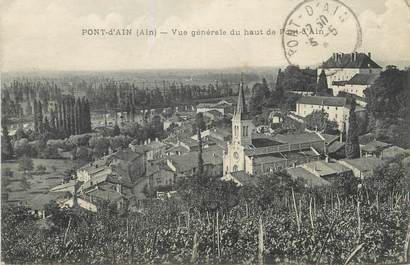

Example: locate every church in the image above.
[223,80,327,177]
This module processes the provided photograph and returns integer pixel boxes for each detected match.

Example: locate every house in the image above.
[108,149,146,181]
[163,115,184,130]
[203,109,224,121]
[196,100,232,115]
[64,168,134,212]
[360,140,392,158]
[61,197,98,212]
[146,164,177,188]
[298,160,352,182]
[333,73,379,98]
[223,79,324,177]
[129,138,167,161]
[286,167,331,187]
[318,52,382,96]
[338,157,384,179]
[77,156,113,183]
[165,145,190,156]
[166,148,224,178]
[28,192,70,218]
[76,148,146,203]
[296,96,349,130]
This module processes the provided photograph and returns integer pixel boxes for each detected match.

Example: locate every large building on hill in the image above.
[296,96,349,130]
[318,52,382,98]
[223,80,325,177]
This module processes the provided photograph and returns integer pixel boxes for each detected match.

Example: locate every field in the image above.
[2,158,86,205]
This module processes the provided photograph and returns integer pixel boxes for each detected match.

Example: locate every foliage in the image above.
[365,67,410,147]
[38,144,60,159]
[304,109,338,133]
[112,124,121,136]
[1,125,13,160]
[1,188,408,264]
[35,164,47,174]
[18,156,34,172]
[249,83,266,115]
[277,65,316,92]
[194,113,206,132]
[316,69,331,96]
[89,136,110,158]
[345,100,360,158]
[74,146,92,161]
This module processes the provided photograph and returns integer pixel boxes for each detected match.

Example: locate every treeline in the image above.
[33,96,92,138]
[85,80,243,111]
[1,80,63,119]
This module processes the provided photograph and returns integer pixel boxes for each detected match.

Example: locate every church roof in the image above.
[321,52,382,69]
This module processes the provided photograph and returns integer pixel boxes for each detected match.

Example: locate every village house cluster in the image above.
[7,52,407,217]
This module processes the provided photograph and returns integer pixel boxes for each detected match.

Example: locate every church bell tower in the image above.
[232,76,253,147]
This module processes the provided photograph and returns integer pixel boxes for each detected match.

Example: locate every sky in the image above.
[0,0,409,71]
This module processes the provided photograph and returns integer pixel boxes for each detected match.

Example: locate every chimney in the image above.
[351,53,355,61]
[333,53,336,60]
[368,52,371,59]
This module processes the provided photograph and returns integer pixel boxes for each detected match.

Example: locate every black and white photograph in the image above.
[1,0,410,264]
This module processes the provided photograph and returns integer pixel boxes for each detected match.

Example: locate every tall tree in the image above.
[76,98,82,134]
[37,101,44,134]
[1,125,13,160]
[70,97,76,135]
[197,128,204,176]
[62,97,68,136]
[249,83,265,115]
[85,99,92,132]
[345,100,360,158]
[33,100,38,132]
[316,69,329,96]
[194,113,206,132]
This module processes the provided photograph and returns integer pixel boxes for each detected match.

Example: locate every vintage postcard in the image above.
[1,0,409,264]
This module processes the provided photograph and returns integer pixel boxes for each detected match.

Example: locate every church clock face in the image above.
[233,151,239,160]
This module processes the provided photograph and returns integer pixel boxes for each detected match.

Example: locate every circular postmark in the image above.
[281,0,362,66]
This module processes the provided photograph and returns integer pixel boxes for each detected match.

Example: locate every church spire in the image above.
[236,73,247,115]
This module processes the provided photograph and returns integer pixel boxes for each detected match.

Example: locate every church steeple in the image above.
[235,74,248,119]
[236,76,246,113]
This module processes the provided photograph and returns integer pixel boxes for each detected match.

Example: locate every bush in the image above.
[18,156,33,172]
[35,165,47,174]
